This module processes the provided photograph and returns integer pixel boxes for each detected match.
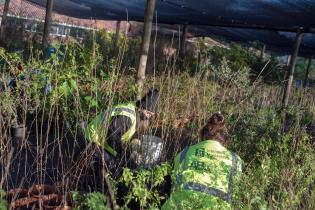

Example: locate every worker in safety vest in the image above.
[162,112,243,210]
[84,88,160,168]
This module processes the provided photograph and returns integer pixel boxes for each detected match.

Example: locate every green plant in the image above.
[0,189,7,210]
[120,163,171,209]
[210,58,251,88]
[206,43,284,84]
[73,191,110,210]
[0,33,314,210]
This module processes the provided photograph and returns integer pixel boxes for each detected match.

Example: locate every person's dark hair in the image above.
[199,112,228,144]
[136,88,160,114]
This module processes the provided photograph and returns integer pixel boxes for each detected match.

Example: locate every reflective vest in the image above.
[85,103,137,157]
[162,140,243,210]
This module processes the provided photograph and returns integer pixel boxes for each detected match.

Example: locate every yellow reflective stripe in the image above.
[85,103,136,155]
[111,104,136,143]
[111,107,136,117]
[174,142,239,204]
[112,111,136,122]
[183,182,231,203]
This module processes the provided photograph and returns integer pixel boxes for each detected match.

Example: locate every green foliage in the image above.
[0,37,314,209]
[228,106,315,209]
[72,191,110,210]
[229,107,281,162]
[120,163,171,209]
[210,57,251,88]
[206,43,284,84]
[0,189,7,210]
[85,29,141,68]
[209,43,257,71]
[233,132,315,209]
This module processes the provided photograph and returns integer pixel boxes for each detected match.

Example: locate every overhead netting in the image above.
[28,0,315,29]
[25,0,315,57]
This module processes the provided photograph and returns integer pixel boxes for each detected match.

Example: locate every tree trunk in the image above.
[42,0,54,58]
[281,28,303,127]
[303,57,312,88]
[136,0,156,100]
[0,0,10,42]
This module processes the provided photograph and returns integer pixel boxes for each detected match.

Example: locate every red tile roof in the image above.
[0,0,132,31]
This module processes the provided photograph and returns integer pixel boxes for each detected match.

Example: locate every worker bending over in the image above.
[162,112,243,210]
[84,88,160,169]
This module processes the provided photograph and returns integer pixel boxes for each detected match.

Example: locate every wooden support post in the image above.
[42,0,54,57]
[303,57,313,88]
[287,55,291,66]
[283,55,291,80]
[136,0,156,100]
[180,24,188,63]
[281,29,303,126]
[113,20,121,55]
[0,0,11,41]
[181,24,188,57]
[125,21,130,36]
[260,44,266,59]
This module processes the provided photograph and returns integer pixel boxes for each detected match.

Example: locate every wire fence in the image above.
[0,0,122,30]
[0,0,138,46]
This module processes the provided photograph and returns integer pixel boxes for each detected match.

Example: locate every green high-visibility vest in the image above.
[162,140,243,210]
[85,103,137,156]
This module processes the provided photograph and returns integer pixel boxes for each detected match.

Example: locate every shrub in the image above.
[0,189,7,210]
[120,163,171,209]
[73,192,110,210]
[210,57,251,88]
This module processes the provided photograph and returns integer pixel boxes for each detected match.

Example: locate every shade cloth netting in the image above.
[27,0,315,56]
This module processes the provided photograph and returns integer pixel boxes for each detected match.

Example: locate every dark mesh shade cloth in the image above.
[27,0,315,28]
[27,0,315,56]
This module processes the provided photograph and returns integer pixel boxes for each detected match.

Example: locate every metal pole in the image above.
[42,0,54,57]
[0,0,10,41]
[136,0,156,100]
[281,28,303,125]
[303,57,312,88]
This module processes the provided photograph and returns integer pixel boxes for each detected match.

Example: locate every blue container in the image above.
[46,47,57,59]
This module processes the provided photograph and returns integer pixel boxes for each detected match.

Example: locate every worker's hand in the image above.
[130,138,141,151]
[142,109,155,119]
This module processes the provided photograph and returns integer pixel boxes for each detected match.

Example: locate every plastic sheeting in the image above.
[27,0,315,56]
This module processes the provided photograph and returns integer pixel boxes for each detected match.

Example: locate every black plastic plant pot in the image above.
[12,125,27,139]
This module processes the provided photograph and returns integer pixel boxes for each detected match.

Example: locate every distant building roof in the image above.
[0,0,130,31]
